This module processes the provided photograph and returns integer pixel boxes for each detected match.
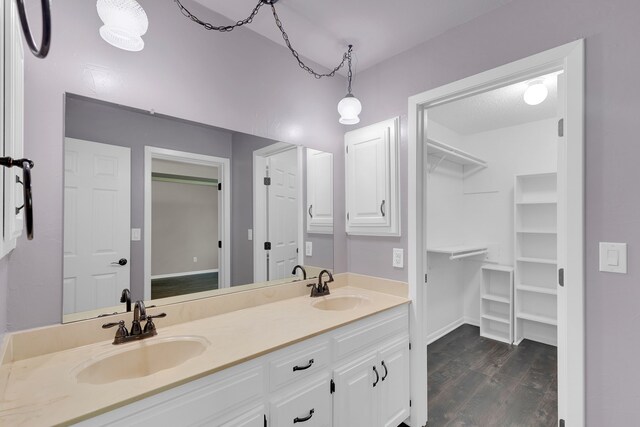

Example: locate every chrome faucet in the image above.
[102,300,166,345]
[307,269,333,297]
[292,264,307,280]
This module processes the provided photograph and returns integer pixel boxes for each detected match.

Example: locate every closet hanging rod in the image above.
[426,138,488,175]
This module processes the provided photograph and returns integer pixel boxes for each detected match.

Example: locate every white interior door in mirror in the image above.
[63,138,131,314]
[306,149,333,234]
[345,117,400,236]
[268,148,299,280]
[1,0,25,258]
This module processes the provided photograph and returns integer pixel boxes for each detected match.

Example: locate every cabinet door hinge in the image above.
[330,379,336,394]
[218,240,222,249]
[264,177,271,186]
[559,420,565,427]
[218,182,222,191]
[409,399,412,407]
[264,242,272,250]
[409,342,412,350]
[346,212,350,221]
[264,414,267,427]
[346,145,349,154]
[558,118,565,137]
[425,273,428,283]
[558,268,564,287]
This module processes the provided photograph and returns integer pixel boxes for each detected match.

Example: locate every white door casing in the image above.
[63,138,131,315]
[306,149,334,235]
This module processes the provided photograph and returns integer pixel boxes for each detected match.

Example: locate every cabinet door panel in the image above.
[306,149,333,234]
[270,375,331,427]
[379,339,410,427]
[214,404,266,427]
[333,352,378,427]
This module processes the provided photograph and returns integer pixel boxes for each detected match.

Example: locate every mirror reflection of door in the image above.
[63,138,131,315]
[150,159,220,299]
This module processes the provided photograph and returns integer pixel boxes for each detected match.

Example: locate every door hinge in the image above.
[330,379,336,394]
[264,242,272,250]
[264,414,267,427]
[218,241,222,249]
[409,342,412,350]
[425,274,428,283]
[558,268,564,287]
[558,118,565,137]
[346,145,349,154]
[347,212,350,221]
[218,182,222,191]
[409,399,412,407]
[264,177,271,186]
[559,420,565,427]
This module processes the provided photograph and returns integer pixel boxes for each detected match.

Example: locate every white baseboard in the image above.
[426,316,480,345]
[151,269,218,280]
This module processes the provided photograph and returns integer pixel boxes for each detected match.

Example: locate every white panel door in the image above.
[378,339,411,427]
[63,138,131,314]
[333,352,378,427]
[267,148,299,281]
[306,149,333,234]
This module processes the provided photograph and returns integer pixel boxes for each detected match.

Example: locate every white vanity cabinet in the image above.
[1,0,25,259]
[76,305,410,427]
[345,117,400,236]
[306,149,334,234]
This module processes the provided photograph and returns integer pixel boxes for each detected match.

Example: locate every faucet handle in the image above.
[143,313,167,335]
[102,320,128,340]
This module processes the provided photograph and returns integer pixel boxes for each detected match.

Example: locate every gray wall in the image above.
[65,95,232,301]
[350,0,640,423]
[151,181,219,275]
[5,0,346,331]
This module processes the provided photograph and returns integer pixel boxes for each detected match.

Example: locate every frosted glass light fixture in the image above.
[338,45,362,125]
[97,0,149,52]
[524,80,548,106]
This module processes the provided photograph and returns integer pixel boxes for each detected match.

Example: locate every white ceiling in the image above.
[194,0,514,74]
[428,75,559,135]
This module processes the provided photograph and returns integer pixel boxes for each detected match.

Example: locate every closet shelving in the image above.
[514,172,558,346]
[480,265,513,344]
[426,138,487,178]
[427,244,488,261]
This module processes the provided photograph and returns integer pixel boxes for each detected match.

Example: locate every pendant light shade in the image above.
[338,94,362,125]
[97,0,149,52]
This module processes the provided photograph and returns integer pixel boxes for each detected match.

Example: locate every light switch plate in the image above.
[393,248,404,268]
[131,228,141,241]
[305,241,313,256]
[599,242,627,274]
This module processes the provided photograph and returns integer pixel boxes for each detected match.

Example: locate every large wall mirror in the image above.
[63,94,334,323]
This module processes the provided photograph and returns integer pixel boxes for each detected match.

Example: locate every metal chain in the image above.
[173,0,265,33]
[268,4,350,79]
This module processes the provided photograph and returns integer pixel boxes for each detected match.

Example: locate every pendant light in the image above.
[523,80,548,106]
[337,46,362,125]
[97,0,149,52]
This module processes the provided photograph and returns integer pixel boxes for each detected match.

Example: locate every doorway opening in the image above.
[144,147,231,300]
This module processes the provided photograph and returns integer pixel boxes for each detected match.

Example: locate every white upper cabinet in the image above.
[345,117,400,236]
[306,148,334,234]
[1,0,25,259]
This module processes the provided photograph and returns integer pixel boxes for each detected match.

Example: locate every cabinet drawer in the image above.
[269,342,330,391]
[332,307,408,359]
[270,375,331,427]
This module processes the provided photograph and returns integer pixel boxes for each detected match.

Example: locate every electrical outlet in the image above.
[193,257,198,263]
[393,248,404,268]
[305,241,313,256]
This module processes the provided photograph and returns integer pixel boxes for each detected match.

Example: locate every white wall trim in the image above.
[144,147,231,300]
[426,317,481,345]
[150,269,219,280]
[408,39,585,426]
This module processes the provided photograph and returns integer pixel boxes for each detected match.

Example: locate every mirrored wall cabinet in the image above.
[0,0,25,259]
[345,117,400,236]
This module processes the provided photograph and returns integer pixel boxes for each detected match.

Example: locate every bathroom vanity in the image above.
[0,275,410,426]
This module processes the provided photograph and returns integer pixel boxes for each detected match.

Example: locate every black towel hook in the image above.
[15,0,52,59]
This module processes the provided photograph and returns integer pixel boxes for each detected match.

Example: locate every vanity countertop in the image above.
[0,284,409,426]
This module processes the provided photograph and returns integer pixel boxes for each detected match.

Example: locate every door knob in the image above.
[111,258,128,266]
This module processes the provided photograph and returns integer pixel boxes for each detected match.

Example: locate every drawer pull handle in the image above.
[373,366,380,387]
[293,409,314,423]
[293,359,314,372]
[381,361,388,381]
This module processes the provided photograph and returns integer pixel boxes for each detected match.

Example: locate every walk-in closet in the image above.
[424,74,561,424]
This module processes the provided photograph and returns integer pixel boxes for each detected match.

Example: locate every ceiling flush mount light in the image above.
[173,0,361,124]
[523,80,549,106]
[338,46,361,125]
[97,0,149,52]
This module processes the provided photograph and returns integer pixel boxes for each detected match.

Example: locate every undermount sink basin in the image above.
[74,336,209,385]
[312,295,368,311]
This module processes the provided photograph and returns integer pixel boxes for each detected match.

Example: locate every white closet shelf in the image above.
[428,245,488,260]
[516,257,557,265]
[516,312,558,326]
[481,293,510,304]
[516,284,558,295]
[481,264,514,273]
[516,229,557,235]
[481,314,510,325]
[426,138,487,177]
[515,199,557,205]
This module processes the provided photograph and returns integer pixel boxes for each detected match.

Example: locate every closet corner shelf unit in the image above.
[426,138,487,177]
[514,172,559,347]
[427,244,488,261]
[480,265,514,344]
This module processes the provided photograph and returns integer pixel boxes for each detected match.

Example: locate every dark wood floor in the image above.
[402,324,557,427]
[151,272,218,299]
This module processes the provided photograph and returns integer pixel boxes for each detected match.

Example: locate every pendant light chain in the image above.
[172,0,352,80]
[347,45,354,94]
